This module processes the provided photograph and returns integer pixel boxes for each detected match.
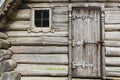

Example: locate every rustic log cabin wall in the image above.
[0,0,120,80]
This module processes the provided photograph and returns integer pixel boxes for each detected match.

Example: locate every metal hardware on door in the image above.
[72,62,93,69]
[72,40,84,47]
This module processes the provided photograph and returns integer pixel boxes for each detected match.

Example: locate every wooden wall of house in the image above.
[6,2,69,80]
[4,0,120,80]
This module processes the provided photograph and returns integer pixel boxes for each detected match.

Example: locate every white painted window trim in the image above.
[31,8,52,32]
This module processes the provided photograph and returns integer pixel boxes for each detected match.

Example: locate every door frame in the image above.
[68,4,105,80]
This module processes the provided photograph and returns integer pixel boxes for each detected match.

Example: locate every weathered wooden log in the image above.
[9,46,68,54]
[0,50,12,61]
[8,37,68,46]
[21,77,67,80]
[1,71,21,80]
[12,54,68,64]
[0,59,17,74]
[0,39,10,49]
[15,64,68,76]
[6,21,30,31]
[73,79,101,80]
[106,57,120,66]
[7,31,68,37]
[105,24,120,31]
[105,11,120,24]
[0,32,8,39]
[53,14,68,23]
[105,32,120,41]
[105,47,120,57]
[10,9,30,20]
[53,6,68,15]
[104,41,120,47]
[26,0,68,2]
[53,23,68,31]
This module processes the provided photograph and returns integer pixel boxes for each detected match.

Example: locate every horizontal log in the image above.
[6,21,30,31]
[0,39,10,49]
[21,77,67,80]
[73,79,101,80]
[53,23,68,31]
[0,32,8,39]
[106,67,120,77]
[0,50,12,61]
[105,11,120,24]
[104,41,120,47]
[106,57,120,66]
[12,54,68,64]
[53,7,68,15]
[105,32,120,41]
[15,64,68,76]
[10,9,30,20]
[26,0,68,2]
[105,24,120,31]
[8,37,68,46]
[6,31,68,37]
[9,46,68,54]
[105,47,120,57]
[53,14,68,23]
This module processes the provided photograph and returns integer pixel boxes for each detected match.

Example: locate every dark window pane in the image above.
[43,10,49,19]
[35,10,42,19]
[35,20,41,27]
[43,20,49,27]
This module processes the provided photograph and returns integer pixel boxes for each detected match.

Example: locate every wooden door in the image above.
[72,7,101,77]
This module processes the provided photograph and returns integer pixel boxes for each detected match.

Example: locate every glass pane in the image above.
[43,20,49,27]
[43,10,49,19]
[35,20,41,27]
[35,10,42,19]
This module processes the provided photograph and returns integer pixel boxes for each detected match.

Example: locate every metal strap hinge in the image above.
[72,62,93,68]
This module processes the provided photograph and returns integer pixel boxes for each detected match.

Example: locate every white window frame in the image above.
[31,8,51,32]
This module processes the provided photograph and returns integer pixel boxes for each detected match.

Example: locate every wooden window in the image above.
[32,8,51,31]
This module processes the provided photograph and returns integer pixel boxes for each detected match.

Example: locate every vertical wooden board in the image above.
[15,64,68,76]
[105,11,120,24]
[72,8,101,77]
[12,54,68,64]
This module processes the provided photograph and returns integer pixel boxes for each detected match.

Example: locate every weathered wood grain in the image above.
[0,39,10,49]
[105,32,120,41]
[21,77,67,80]
[7,31,68,37]
[15,64,68,76]
[106,67,120,77]
[0,50,12,61]
[8,37,68,46]
[105,24,120,31]
[105,11,120,24]
[106,47,120,57]
[10,9,30,20]
[106,57,120,66]
[9,46,68,54]
[12,54,68,64]
[0,32,8,39]
[104,41,120,47]
[26,0,68,2]
[53,23,68,31]
[53,14,68,23]
[53,6,68,14]
[6,21,30,31]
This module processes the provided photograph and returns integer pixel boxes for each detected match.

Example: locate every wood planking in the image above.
[105,47,120,57]
[8,37,68,46]
[105,24,120,31]
[15,64,68,76]
[105,11,120,24]
[26,0,68,2]
[104,41,120,47]
[9,46,68,54]
[53,6,68,31]
[12,54,68,64]
[6,21,30,31]
[106,57,120,66]
[105,32,120,41]
[6,31,68,37]
[10,9,30,21]
[106,67,120,77]
[21,77,68,80]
